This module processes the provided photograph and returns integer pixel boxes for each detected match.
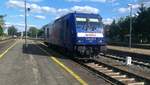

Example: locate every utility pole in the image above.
[128,4,132,49]
[24,0,27,47]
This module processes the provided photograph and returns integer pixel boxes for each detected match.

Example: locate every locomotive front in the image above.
[74,13,107,56]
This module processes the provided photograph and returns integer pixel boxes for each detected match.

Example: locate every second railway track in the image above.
[73,58,150,85]
[99,53,150,69]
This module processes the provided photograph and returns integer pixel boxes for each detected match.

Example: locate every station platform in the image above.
[107,45,150,56]
[0,40,81,85]
[0,39,110,85]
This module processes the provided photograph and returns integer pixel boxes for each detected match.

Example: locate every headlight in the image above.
[78,40,82,43]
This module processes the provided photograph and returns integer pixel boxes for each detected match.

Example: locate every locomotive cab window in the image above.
[76,17,102,32]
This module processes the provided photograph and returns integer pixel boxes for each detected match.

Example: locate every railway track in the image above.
[0,39,15,51]
[107,49,150,63]
[0,39,14,46]
[100,53,150,69]
[73,58,150,85]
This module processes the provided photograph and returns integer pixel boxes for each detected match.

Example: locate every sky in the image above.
[0,0,150,32]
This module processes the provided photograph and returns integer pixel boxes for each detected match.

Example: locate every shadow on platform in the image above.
[22,44,48,56]
[22,43,69,60]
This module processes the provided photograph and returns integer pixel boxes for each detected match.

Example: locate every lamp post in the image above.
[128,4,132,49]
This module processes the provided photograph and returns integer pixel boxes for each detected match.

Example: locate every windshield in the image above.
[76,18,103,32]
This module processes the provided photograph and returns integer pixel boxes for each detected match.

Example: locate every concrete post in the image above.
[126,56,132,65]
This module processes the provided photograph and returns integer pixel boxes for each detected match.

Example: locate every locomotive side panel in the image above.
[47,14,75,50]
[63,14,75,50]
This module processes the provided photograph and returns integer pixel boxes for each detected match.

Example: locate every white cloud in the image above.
[7,0,99,14]
[144,1,150,7]
[54,6,99,19]
[29,0,43,2]
[118,7,129,13]
[89,0,106,3]
[29,3,42,13]
[5,22,36,27]
[7,0,50,13]
[66,0,81,2]
[34,15,46,19]
[66,0,117,3]
[19,14,29,17]
[7,0,100,21]
[42,6,56,13]
[8,14,29,18]
[118,4,140,13]
[7,0,25,8]
[90,0,117,3]
[113,2,120,6]
[19,14,24,17]
[102,18,113,25]
[109,0,117,2]
[70,6,99,14]
[132,4,140,9]
[5,22,37,32]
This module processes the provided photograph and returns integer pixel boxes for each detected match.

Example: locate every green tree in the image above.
[107,5,150,43]
[37,29,44,37]
[0,26,3,36]
[0,15,5,36]
[108,16,136,42]
[134,4,150,43]
[8,25,17,36]
[0,15,4,26]
[108,20,121,41]
[28,27,38,38]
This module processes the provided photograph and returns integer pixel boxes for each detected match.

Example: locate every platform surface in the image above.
[0,40,81,85]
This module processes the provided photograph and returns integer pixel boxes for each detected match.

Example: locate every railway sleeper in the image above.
[99,69,113,73]
[119,78,135,81]
[112,76,143,85]
[96,69,112,73]
[95,67,108,70]
[118,77,145,85]
[81,60,147,85]
[124,81,144,85]
[111,75,126,78]
[106,72,120,76]
[99,69,144,85]
[127,82,145,85]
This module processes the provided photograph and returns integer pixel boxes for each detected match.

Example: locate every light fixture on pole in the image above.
[128,4,132,49]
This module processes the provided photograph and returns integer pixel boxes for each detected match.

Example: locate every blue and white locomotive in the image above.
[44,12,107,57]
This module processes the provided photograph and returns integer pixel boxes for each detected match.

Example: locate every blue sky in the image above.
[0,0,150,32]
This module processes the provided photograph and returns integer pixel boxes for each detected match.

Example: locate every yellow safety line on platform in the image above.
[0,40,18,59]
[35,42,88,85]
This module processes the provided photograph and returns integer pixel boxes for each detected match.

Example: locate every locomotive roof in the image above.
[54,12,102,23]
